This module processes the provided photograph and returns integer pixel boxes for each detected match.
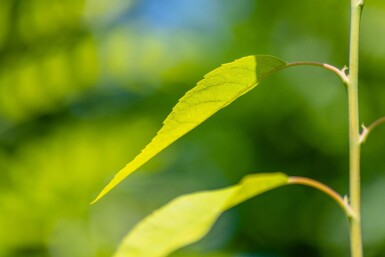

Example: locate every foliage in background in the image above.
[1,0,385,257]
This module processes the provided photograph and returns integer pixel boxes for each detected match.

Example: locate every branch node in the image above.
[358,0,365,8]
[359,117,385,144]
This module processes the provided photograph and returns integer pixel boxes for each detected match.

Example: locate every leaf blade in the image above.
[113,172,289,257]
[92,55,287,203]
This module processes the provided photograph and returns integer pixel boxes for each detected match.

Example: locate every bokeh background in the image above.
[1,0,385,256]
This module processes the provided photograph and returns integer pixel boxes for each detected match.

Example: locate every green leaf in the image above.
[92,55,288,203]
[113,172,289,257]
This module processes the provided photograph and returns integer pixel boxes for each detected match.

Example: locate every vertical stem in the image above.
[348,0,364,257]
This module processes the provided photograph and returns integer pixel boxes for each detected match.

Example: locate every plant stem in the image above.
[287,61,349,85]
[348,0,364,257]
[288,176,355,219]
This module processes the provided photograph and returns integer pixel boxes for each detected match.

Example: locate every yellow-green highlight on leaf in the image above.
[113,173,289,257]
[92,55,288,203]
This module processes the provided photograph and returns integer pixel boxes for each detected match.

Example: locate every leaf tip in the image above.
[90,183,115,204]
[90,194,102,205]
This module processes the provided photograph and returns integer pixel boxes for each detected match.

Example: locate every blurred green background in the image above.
[1,0,385,256]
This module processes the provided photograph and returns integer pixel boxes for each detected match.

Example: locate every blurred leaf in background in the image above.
[0,0,385,257]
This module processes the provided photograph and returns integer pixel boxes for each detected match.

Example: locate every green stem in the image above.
[348,1,364,257]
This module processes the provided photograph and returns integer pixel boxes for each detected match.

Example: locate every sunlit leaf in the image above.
[92,55,288,203]
[113,172,289,257]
